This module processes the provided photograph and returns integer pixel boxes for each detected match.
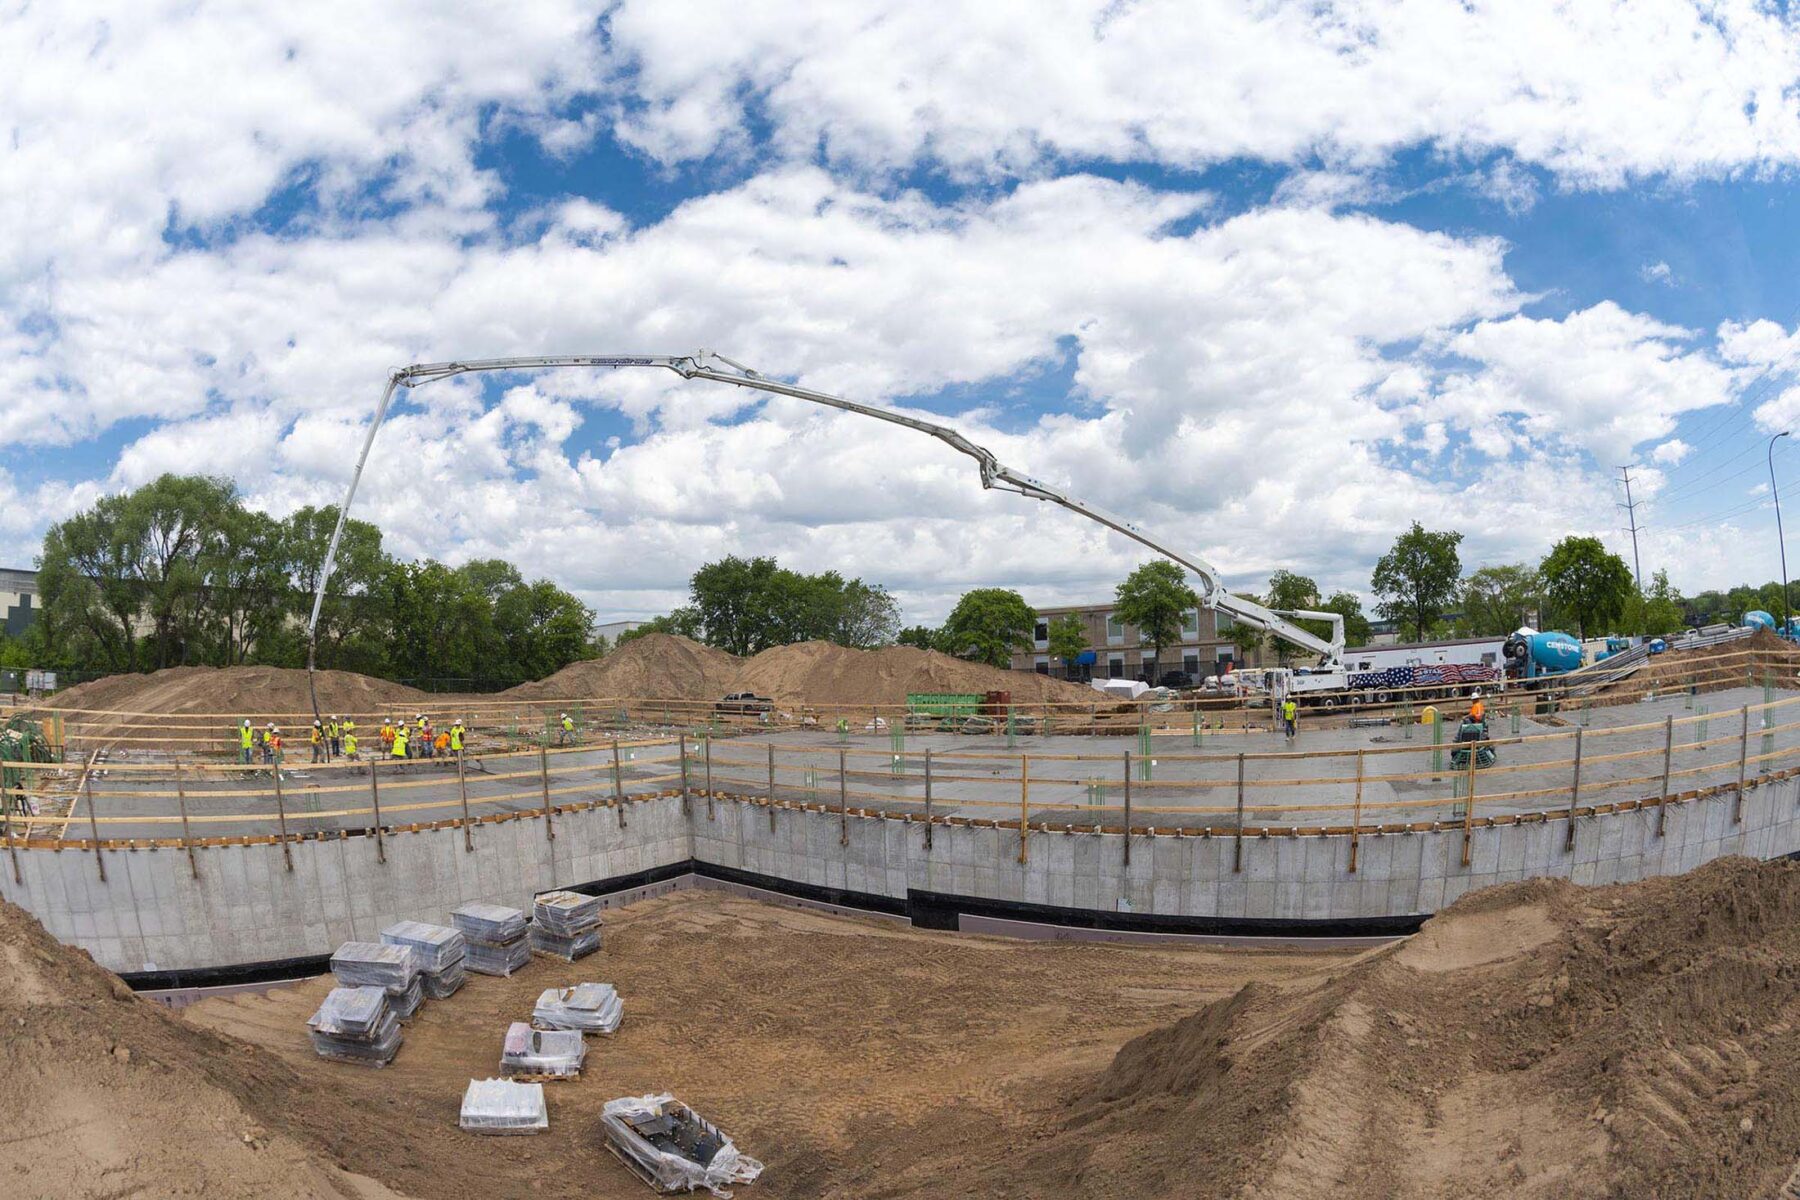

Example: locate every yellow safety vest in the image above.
[239,726,252,749]
[562,716,574,732]
[450,727,462,751]
[344,734,358,756]
[1282,701,1296,720]
[392,730,409,757]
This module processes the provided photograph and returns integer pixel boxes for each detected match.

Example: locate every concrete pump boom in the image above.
[304,351,1345,718]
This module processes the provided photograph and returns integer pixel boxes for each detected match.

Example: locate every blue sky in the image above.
[9,2,1800,624]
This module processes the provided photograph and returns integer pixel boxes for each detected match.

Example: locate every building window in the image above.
[1109,656,1125,678]
[1181,608,1198,634]
[1033,620,1048,644]
[1216,611,1234,634]
[1106,613,1124,641]
[1183,654,1199,676]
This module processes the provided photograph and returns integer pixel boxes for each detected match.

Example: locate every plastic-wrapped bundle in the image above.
[459,1078,548,1136]
[309,986,388,1037]
[380,920,466,973]
[388,973,424,1020]
[532,889,604,936]
[331,941,420,991]
[529,922,602,962]
[532,983,622,1034]
[465,936,532,977]
[423,959,467,999]
[451,903,528,945]
[499,1021,586,1078]
[599,1094,762,1196]
[308,987,403,1067]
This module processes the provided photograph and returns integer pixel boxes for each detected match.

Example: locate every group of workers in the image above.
[1277,689,1486,741]
[236,714,467,764]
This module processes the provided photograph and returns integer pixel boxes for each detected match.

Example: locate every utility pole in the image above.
[1772,433,1792,632]
[1617,464,1644,590]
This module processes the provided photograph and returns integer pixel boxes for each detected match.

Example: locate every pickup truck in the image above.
[714,692,775,715]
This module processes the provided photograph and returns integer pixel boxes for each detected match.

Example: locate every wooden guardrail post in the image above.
[1564,728,1583,852]
[767,743,777,831]
[612,740,627,829]
[1122,750,1132,866]
[4,777,21,885]
[364,762,382,864]
[1348,749,1364,873]
[1018,755,1030,864]
[1233,751,1246,873]
[174,759,198,878]
[1736,703,1750,825]
[456,750,473,852]
[83,772,105,881]
[538,743,555,842]
[1657,714,1673,838]
[839,748,849,846]
[923,748,933,850]
[272,764,295,870]
[678,733,690,815]
[704,737,714,821]
[1460,738,1477,867]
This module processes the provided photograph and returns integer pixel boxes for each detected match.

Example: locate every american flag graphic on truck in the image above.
[1349,663,1501,690]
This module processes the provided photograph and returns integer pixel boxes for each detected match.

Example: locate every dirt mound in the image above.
[48,664,431,719]
[500,633,741,702]
[1598,627,1800,700]
[953,857,1800,1199]
[733,641,1094,707]
[0,899,406,1199]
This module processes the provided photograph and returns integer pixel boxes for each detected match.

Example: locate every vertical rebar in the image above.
[923,748,933,850]
[261,762,291,870]
[538,743,555,842]
[4,771,21,885]
[768,743,777,831]
[839,748,849,846]
[1460,736,1477,868]
[1122,750,1132,865]
[704,737,714,820]
[365,762,383,863]
[1233,751,1246,873]
[1349,749,1364,873]
[1564,728,1583,852]
[1736,704,1750,825]
[83,772,105,882]
[612,740,627,829]
[1018,755,1030,863]
[174,760,198,878]
[1657,714,1673,839]
[456,748,473,851]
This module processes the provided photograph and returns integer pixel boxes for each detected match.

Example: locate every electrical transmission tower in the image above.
[1617,464,1644,589]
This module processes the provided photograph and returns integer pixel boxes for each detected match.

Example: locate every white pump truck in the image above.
[303,352,1347,719]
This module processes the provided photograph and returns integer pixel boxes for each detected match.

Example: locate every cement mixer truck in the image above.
[1502,628,1583,680]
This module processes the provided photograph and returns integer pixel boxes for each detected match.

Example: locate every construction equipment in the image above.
[1448,719,1496,770]
[304,352,1351,720]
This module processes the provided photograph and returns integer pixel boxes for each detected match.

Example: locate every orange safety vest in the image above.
[1470,699,1485,722]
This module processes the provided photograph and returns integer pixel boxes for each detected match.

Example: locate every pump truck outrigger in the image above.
[302,352,1349,721]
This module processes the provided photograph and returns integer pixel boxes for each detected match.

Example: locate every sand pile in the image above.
[48,664,432,718]
[733,640,1094,707]
[0,900,405,1199]
[944,856,1800,1199]
[500,633,740,702]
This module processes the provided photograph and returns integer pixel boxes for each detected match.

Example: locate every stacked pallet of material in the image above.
[330,941,424,1018]
[529,890,604,961]
[452,903,531,976]
[532,982,623,1034]
[498,1020,586,1079]
[308,986,402,1067]
[381,920,467,999]
[459,1078,548,1135]
[599,1093,762,1193]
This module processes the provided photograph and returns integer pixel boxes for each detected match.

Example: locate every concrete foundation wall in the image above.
[6,779,1798,974]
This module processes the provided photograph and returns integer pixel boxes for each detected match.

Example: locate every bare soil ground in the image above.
[11,859,1800,1198]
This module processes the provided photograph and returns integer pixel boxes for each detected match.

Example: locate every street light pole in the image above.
[1772,431,1792,633]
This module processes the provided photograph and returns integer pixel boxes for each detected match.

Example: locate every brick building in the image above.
[1008,601,1265,682]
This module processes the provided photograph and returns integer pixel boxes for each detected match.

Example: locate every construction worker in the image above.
[342,716,356,754]
[1469,690,1487,727]
[449,720,464,758]
[558,711,575,745]
[343,729,359,761]
[310,719,325,763]
[238,719,253,765]
[327,715,341,759]
[434,727,450,756]
[262,723,277,765]
[1281,696,1298,740]
[391,722,410,759]
[379,720,394,753]
[269,726,284,765]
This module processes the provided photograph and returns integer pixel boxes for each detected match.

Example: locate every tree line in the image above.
[6,474,597,688]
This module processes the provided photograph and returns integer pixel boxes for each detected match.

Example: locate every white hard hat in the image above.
[242,719,250,726]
